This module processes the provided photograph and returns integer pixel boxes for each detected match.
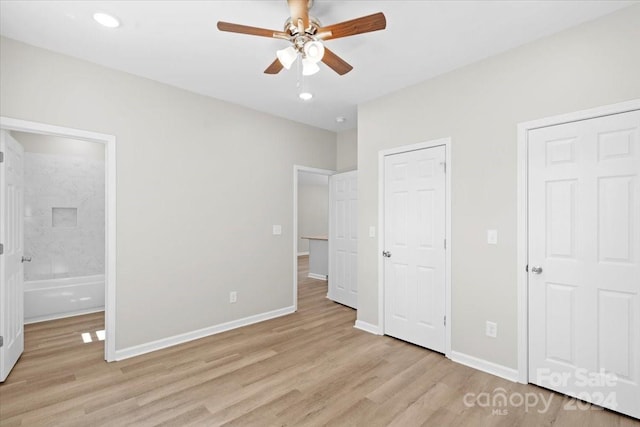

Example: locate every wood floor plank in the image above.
[1,256,638,426]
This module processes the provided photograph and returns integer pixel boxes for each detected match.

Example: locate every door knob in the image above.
[382,251,392,258]
[21,256,32,263]
[531,266,543,274]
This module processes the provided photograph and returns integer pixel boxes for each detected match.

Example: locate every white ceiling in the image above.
[0,1,635,131]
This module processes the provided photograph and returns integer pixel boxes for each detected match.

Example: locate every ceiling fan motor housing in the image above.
[284,16,321,37]
[283,16,324,62]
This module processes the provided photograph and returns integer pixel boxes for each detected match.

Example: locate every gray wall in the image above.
[336,128,357,172]
[357,6,640,369]
[297,173,329,255]
[0,37,336,350]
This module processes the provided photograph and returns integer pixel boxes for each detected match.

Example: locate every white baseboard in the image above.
[114,305,295,361]
[308,273,327,281]
[297,252,309,256]
[25,307,105,325]
[450,351,519,382]
[354,320,383,335]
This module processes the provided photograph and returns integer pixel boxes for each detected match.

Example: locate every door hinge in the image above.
[525,264,529,272]
[0,151,4,163]
[0,336,3,348]
[444,315,446,326]
[444,162,446,173]
[0,243,3,255]
[444,239,447,249]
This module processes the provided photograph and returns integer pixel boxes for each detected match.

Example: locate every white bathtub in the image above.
[24,274,105,324]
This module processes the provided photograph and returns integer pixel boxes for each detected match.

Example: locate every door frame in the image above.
[0,116,117,362]
[292,165,334,311]
[516,98,640,383]
[377,137,452,358]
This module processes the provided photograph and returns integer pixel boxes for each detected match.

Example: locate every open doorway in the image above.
[292,166,333,310]
[0,118,116,383]
[14,131,106,327]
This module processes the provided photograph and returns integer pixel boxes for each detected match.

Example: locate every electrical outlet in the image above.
[487,229,498,245]
[369,226,376,238]
[229,291,237,303]
[486,321,497,338]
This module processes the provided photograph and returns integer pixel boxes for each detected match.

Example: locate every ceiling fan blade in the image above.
[317,12,386,41]
[217,21,286,39]
[287,0,309,31]
[264,58,284,74]
[322,48,353,75]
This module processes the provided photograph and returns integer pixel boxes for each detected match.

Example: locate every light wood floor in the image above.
[1,257,638,426]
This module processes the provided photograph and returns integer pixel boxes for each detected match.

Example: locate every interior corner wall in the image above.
[336,128,357,172]
[356,5,640,369]
[0,36,336,350]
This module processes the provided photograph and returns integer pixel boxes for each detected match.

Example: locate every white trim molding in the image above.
[377,137,453,358]
[451,351,519,383]
[516,99,640,384]
[354,320,383,335]
[115,306,295,361]
[0,116,117,362]
[307,273,327,281]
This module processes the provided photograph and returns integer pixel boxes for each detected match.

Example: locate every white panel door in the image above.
[384,146,446,352]
[528,110,640,418]
[328,170,357,308]
[0,130,25,382]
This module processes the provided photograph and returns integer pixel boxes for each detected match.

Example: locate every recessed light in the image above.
[93,12,120,28]
[299,92,313,101]
[335,116,347,123]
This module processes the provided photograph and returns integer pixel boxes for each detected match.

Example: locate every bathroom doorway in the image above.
[0,117,116,382]
[14,131,106,327]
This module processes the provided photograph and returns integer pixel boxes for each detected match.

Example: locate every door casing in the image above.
[377,137,452,358]
[516,98,640,383]
[0,117,117,362]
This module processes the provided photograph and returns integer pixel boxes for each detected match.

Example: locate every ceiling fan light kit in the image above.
[297,60,314,100]
[217,0,387,79]
[303,40,324,63]
[301,58,320,76]
[276,46,298,70]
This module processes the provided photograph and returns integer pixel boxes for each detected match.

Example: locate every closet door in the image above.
[383,145,446,353]
[528,110,640,419]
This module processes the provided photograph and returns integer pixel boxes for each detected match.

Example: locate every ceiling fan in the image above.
[217,0,386,76]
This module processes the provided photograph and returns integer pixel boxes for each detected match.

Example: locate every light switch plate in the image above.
[272,225,282,235]
[486,321,497,338]
[487,229,498,245]
[369,226,376,238]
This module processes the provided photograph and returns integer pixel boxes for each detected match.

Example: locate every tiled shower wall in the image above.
[24,152,105,281]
